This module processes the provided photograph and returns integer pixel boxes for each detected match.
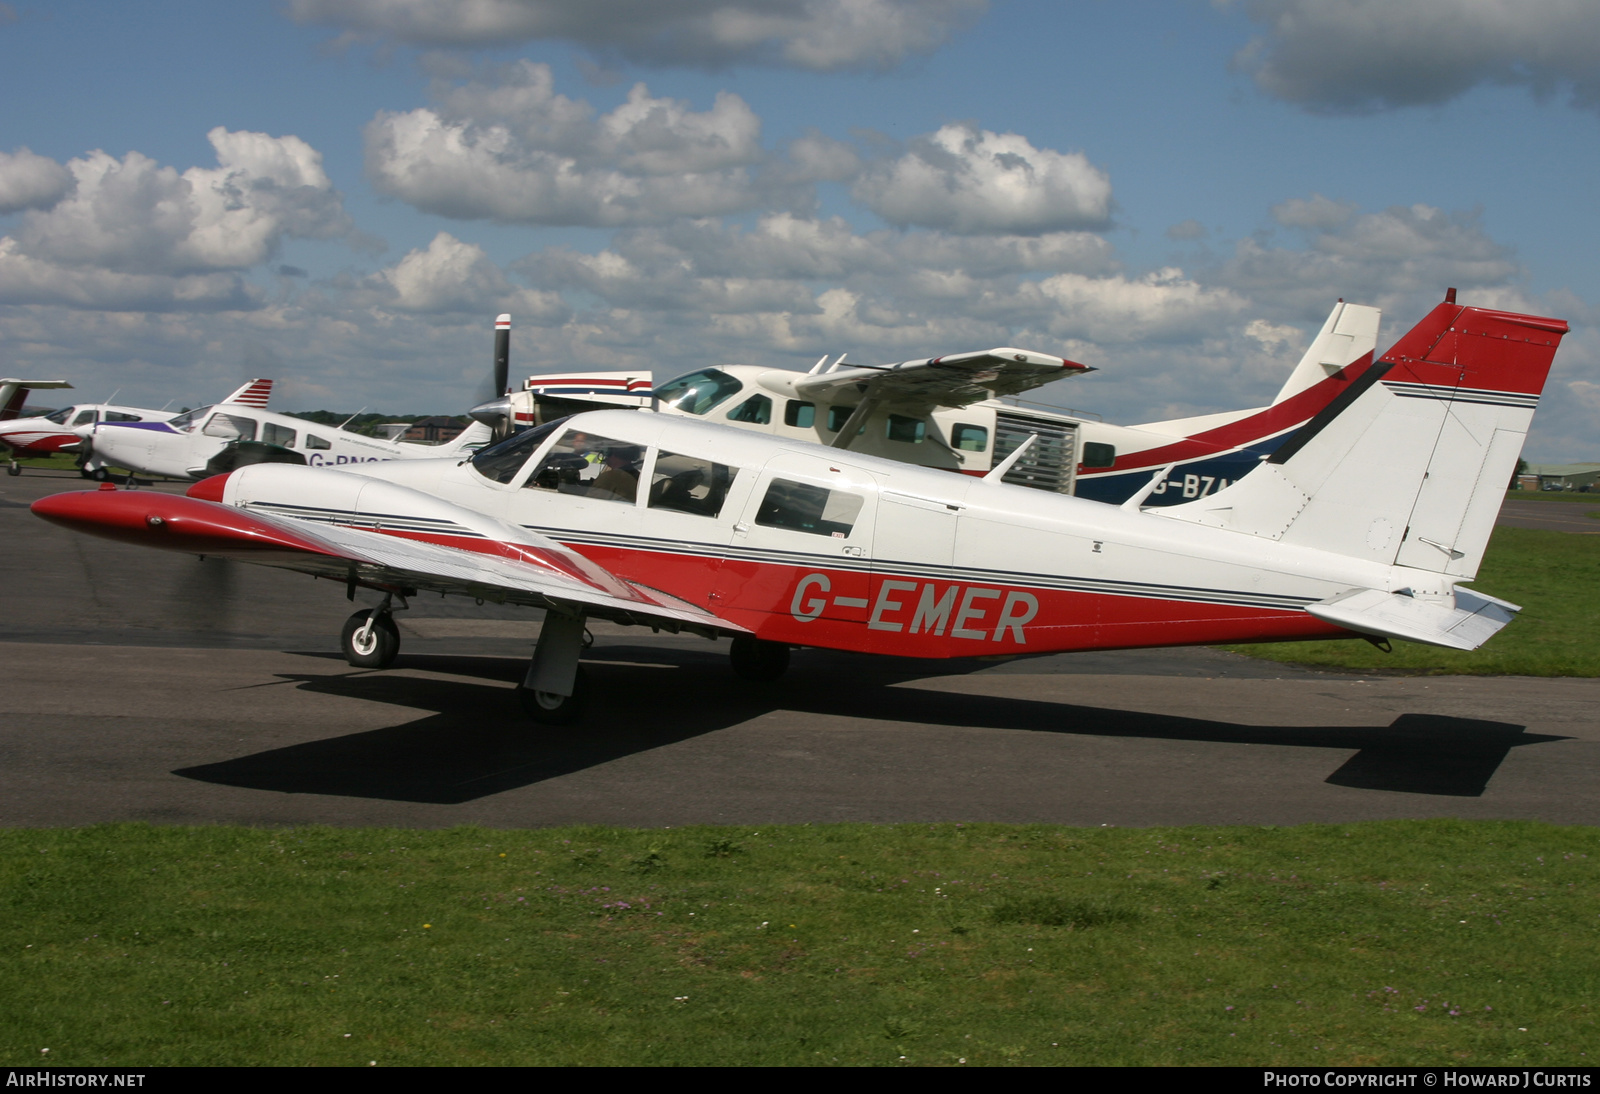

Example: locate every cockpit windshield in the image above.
[43,406,77,425]
[469,416,572,484]
[653,369,743,416]
[168,406,214,433]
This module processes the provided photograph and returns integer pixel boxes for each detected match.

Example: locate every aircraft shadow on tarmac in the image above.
[172,645,1568,805]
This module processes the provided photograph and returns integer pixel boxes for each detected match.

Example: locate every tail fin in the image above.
[1158,298,1567,580]
[1269,299,1381,405]
[0,378,73,421]
[222,378,273,408]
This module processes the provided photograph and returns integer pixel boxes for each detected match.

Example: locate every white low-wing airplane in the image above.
[87,379,491,481]
[33,296,1564,726]
[0,379,183,478]
[480,298,1383,506]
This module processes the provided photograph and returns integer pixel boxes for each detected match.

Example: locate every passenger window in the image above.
[304,434,332,450]
[1082,442,1116,469]
[784,401,815,429]
[104,412,141,423]
[526,429,642,504]
[755,479,864,538]
[726,394,771,424]
[203,414,257,441]
[649,452,740,518]
[826,406,866,435]
[262,422,296,447]
[653,369,744,416]
[951,423,988,452]
[886,414,926,444]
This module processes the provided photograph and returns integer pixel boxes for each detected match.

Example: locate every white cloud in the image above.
[0,148,73,215]
[851,123,1113,234]
[289,0,986,71]
[363,231,568,318]
[1233,0,1600,114]
[365,63,774,225]
[0,128,358,311]
[1213,201,1524,321]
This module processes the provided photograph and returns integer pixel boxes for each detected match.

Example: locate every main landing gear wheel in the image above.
[730,636,790,682]
[518,665,588,725]
[5,463,18,477]
[341,608,400,669]
[90,467,112,482]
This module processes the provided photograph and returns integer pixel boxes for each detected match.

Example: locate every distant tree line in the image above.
[285,411,469,438]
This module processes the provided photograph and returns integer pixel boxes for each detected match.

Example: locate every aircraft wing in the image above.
[31,483,746,638]
[792,348,1089,410]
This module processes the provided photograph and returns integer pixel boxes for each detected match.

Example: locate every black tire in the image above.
[5,464,19,477]
[79,467,96,479]
[730,636,790,682]
[340,609,400,669]
[518,665,588,725]
[90,467,111,482]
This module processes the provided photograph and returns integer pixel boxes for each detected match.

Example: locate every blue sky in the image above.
[1,0,1596,458]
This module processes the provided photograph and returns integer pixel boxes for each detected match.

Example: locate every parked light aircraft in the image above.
[33,295,1562,727]
[88,379,490,481]
[0,378,186,478]
[477,299,1381,506]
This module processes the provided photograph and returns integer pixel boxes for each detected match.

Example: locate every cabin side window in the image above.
[649,452,740,518]
[951,423,988,452]
[525,429,643,504]
[784,400,816,428]
[885,414,926,444]
[1082,442,1116,469]
[304,434,332,451]
[203,414,257,441]
[755,478,864,538]
[262,422,296,447]
[725,394,771,425]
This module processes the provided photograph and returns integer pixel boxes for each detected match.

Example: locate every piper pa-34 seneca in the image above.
[87,379,491,482]
[0,379,183,478]
[478,298,1383,507]
[34,294,1564,726]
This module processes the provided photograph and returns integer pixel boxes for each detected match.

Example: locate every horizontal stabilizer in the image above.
[1306,586,1519,651]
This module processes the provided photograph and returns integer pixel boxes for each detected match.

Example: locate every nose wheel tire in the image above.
[518,666,588,725]
[341,609,400,669]
[90,467,112,482]
[730,636,790,682]
[5,463,19,477]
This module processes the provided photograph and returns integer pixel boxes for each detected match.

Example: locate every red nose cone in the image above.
[186,472,231,503]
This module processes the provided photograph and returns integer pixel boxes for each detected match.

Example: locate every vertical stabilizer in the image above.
[1270,300,1382,405]
[1158,298,1567,580]
[222,378,273,408]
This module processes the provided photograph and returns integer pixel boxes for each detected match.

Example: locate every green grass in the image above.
[3,822,1597,1066]
[1224,527,1600,676]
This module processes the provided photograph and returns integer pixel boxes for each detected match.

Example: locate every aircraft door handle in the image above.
[842,545,863,556]
[733,522,750,535]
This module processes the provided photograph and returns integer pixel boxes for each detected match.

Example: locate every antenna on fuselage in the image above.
[338,407,367,431]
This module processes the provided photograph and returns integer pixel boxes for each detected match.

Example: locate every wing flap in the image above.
[1306,586,1518,651]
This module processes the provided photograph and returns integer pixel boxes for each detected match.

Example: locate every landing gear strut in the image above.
[518,610,588,724]
[730,636,790,681]
[341,593,403,668]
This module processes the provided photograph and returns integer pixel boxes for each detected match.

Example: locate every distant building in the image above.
[1524,462,1600,491]
[402,416,466,444]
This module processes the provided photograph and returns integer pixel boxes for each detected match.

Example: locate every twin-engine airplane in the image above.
[87,379,490,482]
[479,299,1383,506]
[33,295,1565,726]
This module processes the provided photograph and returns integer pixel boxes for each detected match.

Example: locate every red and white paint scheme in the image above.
[484,298,1383,507]
[0,379,180,478]
[34,296,1566,725]
[87,378,491,482]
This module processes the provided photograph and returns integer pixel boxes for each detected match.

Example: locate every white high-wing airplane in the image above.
[33,296,1564,727]
[88,379,491,481]
[0,379,185,478]
[480,299,1382,506]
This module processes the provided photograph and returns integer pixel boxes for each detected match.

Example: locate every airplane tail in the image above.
[1157,296,1567,582]
[221,378,273,408]
[1,379,73,421]
[1269,299,1382,405]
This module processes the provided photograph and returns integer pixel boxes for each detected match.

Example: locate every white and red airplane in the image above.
[0,379,189,478]
[33,294,1563,726]
[86,379,490,481]
[478,298,1383,506]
